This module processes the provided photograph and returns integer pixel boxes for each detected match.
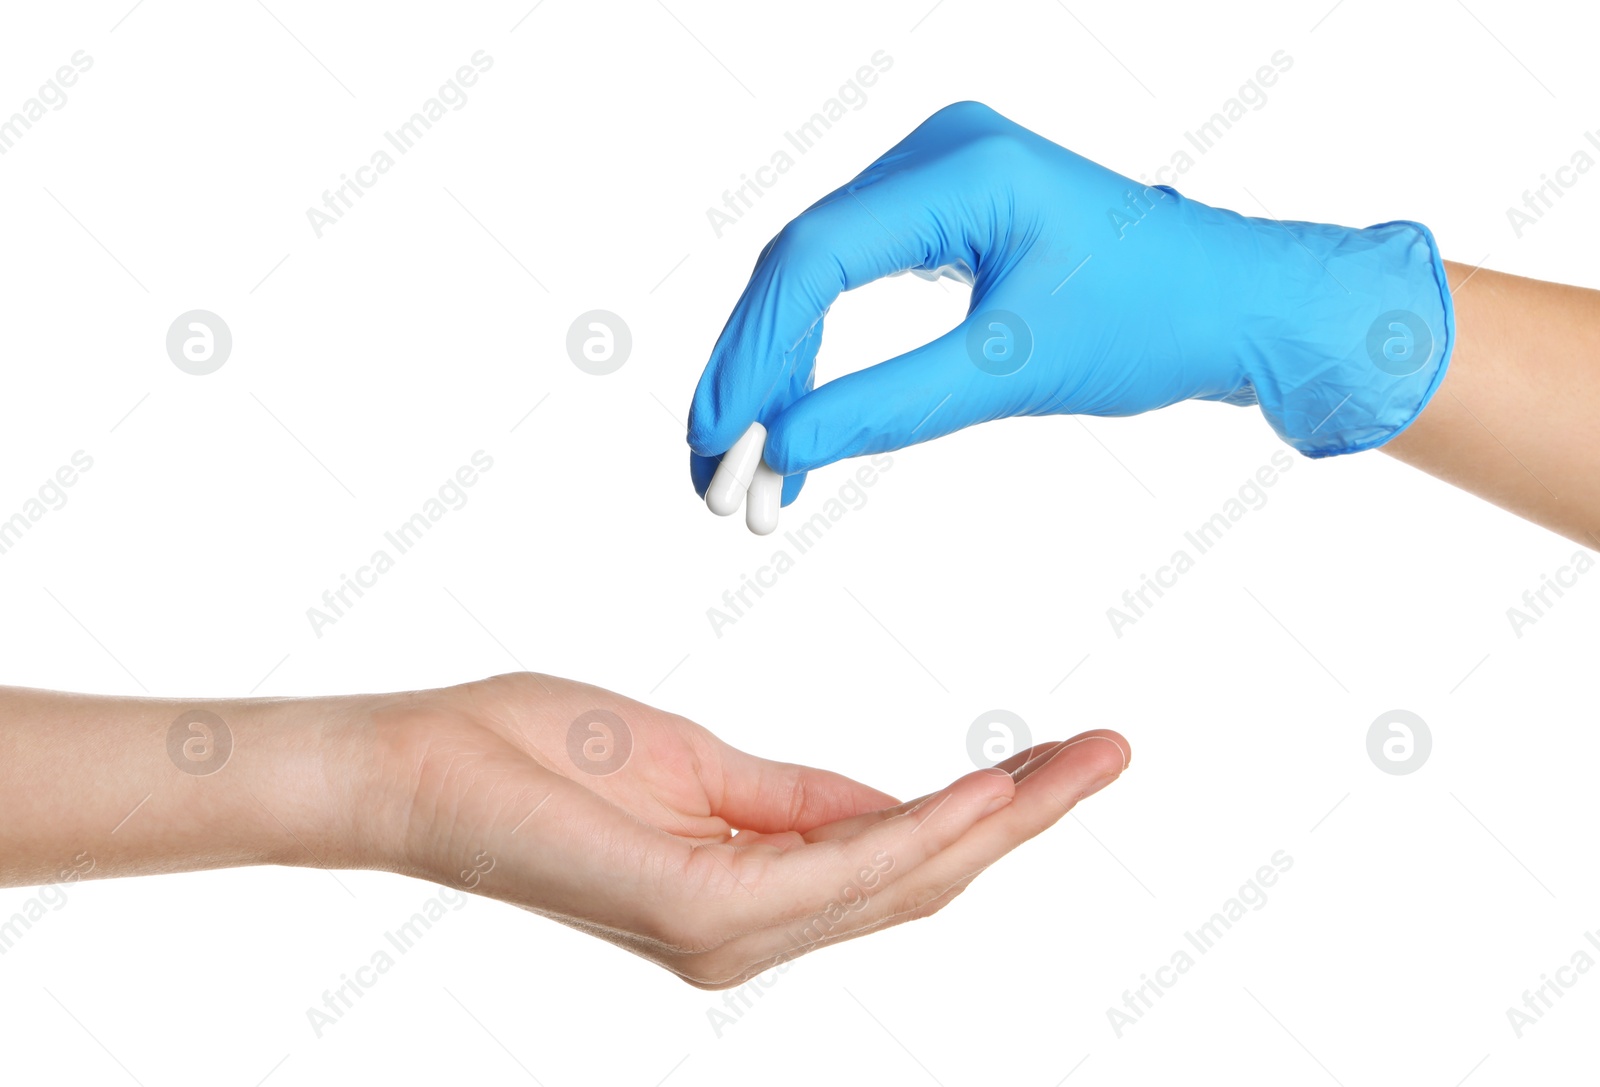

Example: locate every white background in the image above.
[0,0,1596,1083]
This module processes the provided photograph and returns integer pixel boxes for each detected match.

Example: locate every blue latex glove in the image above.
[687,101,1453,504]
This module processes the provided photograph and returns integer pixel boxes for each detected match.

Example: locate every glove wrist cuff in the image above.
[1246,218,1455,458]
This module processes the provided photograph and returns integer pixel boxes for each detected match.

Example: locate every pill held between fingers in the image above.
[705,422,767,517]
[745,461,781,536]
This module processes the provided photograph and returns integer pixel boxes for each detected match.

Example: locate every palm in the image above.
[375,671,1127,987]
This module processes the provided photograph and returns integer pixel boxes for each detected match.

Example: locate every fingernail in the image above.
[1012,746,1059,782]
[1077,770,1122,801]
[981,794,1013,818]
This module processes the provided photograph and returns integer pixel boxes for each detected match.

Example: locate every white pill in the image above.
[745,460,781,536]
[706,422,767,517]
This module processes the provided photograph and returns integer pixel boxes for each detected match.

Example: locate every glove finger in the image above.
[690,324,820,504]
[689,452,718,500]
[686,183,954,460]
[779,469,807,507]
[764,319,1028,476]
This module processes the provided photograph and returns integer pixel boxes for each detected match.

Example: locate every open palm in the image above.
[366,672,1128,988]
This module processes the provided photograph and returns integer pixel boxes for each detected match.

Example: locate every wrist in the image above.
[114,693,388,877]
[1240,215,1454,457]
[0,689,385,886]
[217,694,393,873]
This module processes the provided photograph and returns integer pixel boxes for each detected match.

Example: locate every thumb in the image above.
[763,317,1036,476]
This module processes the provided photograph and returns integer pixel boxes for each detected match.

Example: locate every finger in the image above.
[687,732,1127,976]
[690,338,814,506]
[689,452,718,499]
[799,741,1068,844]
[1012,738,1080,782]
[711,744,901,834]
[708,766,1014,938]
[865,730,1129,900]
[761,318,1038,477]
[686,182,951,461]
[779,471,807,507]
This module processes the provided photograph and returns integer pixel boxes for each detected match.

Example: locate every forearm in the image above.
[0,687,381,887]
[1382,260,1600,546]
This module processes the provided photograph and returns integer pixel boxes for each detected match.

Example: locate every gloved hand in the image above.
[687,100,1453,504]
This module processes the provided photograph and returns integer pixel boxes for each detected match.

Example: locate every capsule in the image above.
[745,460,781,536]
[706,422,766,516]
